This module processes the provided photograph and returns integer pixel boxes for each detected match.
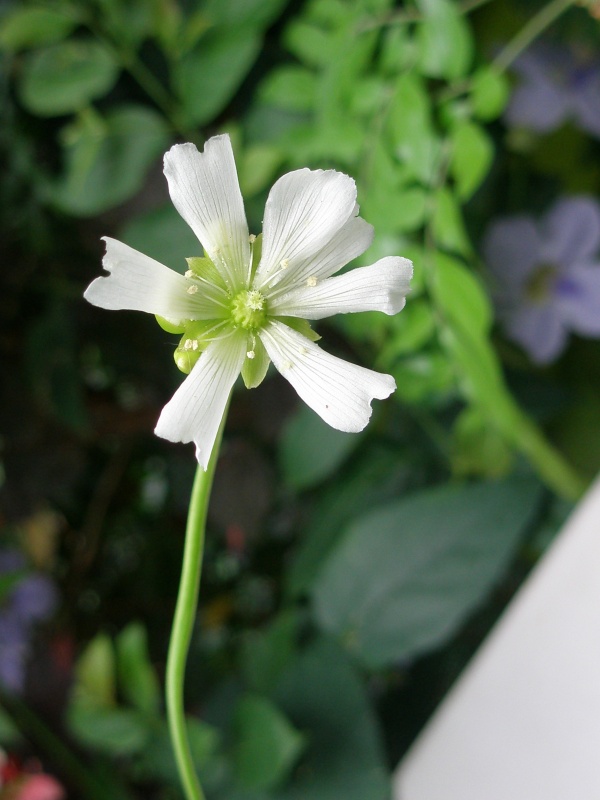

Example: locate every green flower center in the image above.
[230,289,267,329]
[525,264,556,302]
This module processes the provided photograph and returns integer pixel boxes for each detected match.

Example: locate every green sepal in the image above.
[155,315,186,334]
[241,336,271,389]
[186,256,228,292]
[174,345,201,374]
[248,233,263,283]
[276,317,321,342]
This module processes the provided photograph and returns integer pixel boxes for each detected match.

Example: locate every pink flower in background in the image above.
[0,750,64,800]
[17,774,65,800]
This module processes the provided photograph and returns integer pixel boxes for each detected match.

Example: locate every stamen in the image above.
[249,234,256,243]
[306,276,318,287]
[184,339,194,350]
[280,259,290,270]
[185,270,194,278]
[247,350,256,359]
[187,285,198,295]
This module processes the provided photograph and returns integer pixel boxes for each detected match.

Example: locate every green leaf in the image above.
[279,404,362,490]
[240,612,298,694]
[233,694,305,791]
[67,705,149,756]
[431,252,491,336]
[452,406,514,478]
[132,718,219,781]
[122,203,200,273]
[260,66,317,112]
[379,299,436,361]
[313,477,542,667]
[391,350,456,405]
[0,7,77,50]
[449,120,494,200]
[273,638,390,799]
[239,144,284,197]
[19,39,119,116]
[202,0,289,28]
[470,66,510,121]
[416,0,473,80]
[284,20,332,68]
[175,29,261,126]
[0,704,21,746]
[387,73,441,184]
[51,105,169,216]
[115,624,160,717]
[73,633,115,708]
[431,187,472,256]
[286,445,409,597]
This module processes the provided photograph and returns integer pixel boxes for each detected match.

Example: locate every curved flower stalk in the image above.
[85,135,413,468]
[484,196,600,364]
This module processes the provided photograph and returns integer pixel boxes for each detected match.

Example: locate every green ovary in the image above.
[230,289,267,330]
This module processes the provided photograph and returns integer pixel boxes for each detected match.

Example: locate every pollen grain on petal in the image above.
[306,275,318,287]
[187,285,199,295]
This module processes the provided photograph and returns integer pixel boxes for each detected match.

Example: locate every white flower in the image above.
[84,135,413,468]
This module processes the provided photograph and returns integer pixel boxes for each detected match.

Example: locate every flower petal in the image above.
[555,263,600,336]
[163,136,250,291]
[542,196,600,265]
[259,320,395,432]
[269,257,413,319]
[573,70,600,139]
[254,167,358,288]
[503,302,567,364]
[154,329,247,468]
[84,238,224,323]
[263,211,374,298]
[483,216,543,290]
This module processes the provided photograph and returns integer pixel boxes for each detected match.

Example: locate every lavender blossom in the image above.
[0,550,57,692]
[505,42,600,138]
[483,197,600,364]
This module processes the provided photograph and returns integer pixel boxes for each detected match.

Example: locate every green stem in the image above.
[165,404,230,800]
[0,690,131,800]
[493,0,576,73]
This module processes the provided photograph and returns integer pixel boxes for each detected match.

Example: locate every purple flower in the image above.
[0,550,57,692]
[483,197,600,364]
[505,42,600,138]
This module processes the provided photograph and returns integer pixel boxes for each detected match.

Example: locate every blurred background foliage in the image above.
[1,0,599,797]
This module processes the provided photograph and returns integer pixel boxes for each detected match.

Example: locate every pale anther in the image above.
[185,270,194,278]
[187,285,198,295]
[249,234,256,243]
[280,259,290,269]
[184,339,194,350]
[247,350,256,359]
[192,340,199,351]
[306,275,318,287]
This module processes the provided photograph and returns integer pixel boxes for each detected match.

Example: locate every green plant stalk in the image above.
[493,0,577,73]
[0,690,131,800]
[166,402,230,800]
[439,0,576,103]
